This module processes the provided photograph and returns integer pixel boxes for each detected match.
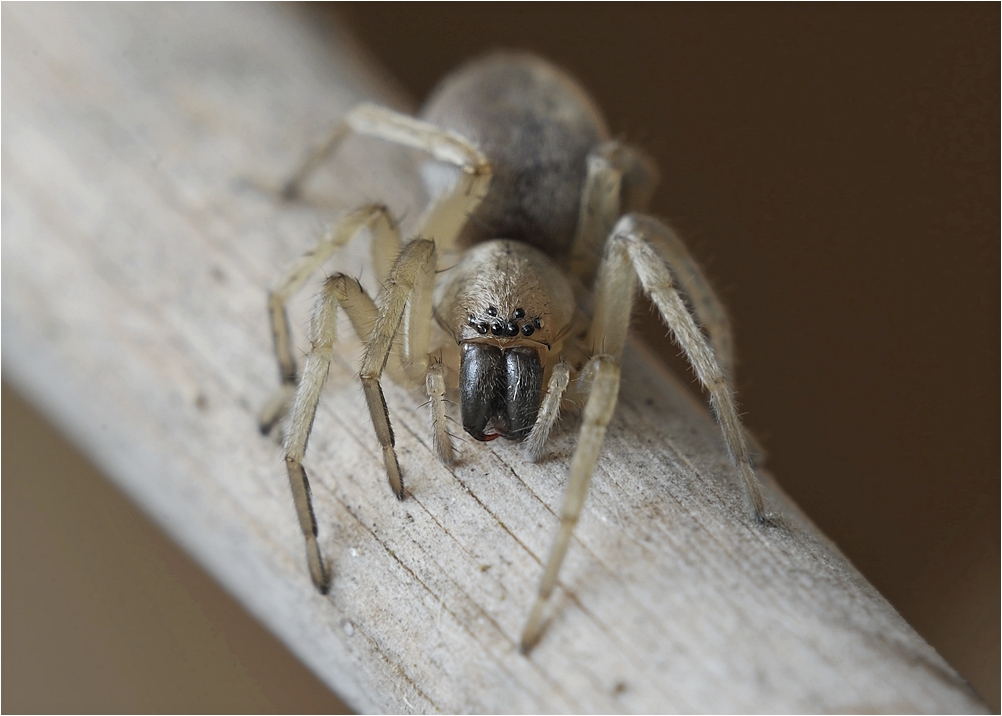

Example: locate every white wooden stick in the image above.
[2,4,986,713]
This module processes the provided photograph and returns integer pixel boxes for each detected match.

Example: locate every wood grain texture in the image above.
[1,5,987,713]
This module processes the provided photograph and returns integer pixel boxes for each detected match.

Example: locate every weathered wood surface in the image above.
[2,5,987,713]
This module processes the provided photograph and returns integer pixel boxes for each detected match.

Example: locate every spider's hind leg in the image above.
[569,139,735,377]
[282,102,491,263]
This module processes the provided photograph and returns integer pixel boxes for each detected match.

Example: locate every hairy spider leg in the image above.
[590,213,765,519]
[524,361,571,462]
[425,362,455,465]
[569,139,735,377]
[520,211,767,652]
[282,102,491,262]
[641,220,736,379]
[570,140,657,286]
[355,239,438,500]
[520,354,620,653]
[517,138,653,464]
[260,204,399,434]
[283,238,438,592]
[284,274,379,592]
[272,105,493,592]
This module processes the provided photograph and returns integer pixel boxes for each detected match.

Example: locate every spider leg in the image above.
[569,140,659,287]
[590,213,765,520]
[359,239,438,498]
[520,355,620,653]
[260,204,399,434]
[425,362,455,465]
[284,273,379,592]
[569,140,735,376]
[524,361,571,462]
[283,102,491,260]
[639,220,736,378]
[275,104,492,590]
[388,157,497,466]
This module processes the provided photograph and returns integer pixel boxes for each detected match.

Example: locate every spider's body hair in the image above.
[437,239,574,351]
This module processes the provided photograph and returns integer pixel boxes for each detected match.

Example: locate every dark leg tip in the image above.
[314,560,332,595]
[756,511,784,529]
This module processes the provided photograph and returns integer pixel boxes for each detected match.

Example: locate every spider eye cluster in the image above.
[468,306,542,338]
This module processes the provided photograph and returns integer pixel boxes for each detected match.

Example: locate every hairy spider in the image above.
[260,51,767,653]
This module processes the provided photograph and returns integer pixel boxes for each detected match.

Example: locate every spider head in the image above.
[459,342,543,441]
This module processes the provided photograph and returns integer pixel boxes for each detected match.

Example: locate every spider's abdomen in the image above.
[419,52,609,256]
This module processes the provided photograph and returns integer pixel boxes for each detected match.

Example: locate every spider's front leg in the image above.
[283,238,439,592]
[520,354,620,653]
[590,213,766,520]
[260,205,400,434]
[357,239,439,498]
[284,273,380,592]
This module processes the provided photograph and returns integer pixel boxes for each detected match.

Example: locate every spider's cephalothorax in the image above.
[439,240,574,441]
[262,51,768,654]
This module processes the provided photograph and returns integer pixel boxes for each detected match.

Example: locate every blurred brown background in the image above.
[4,4,997,712]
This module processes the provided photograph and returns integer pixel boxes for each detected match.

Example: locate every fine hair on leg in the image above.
[260,204,399,434]
[640,220,736,378]
[520,354,621,653]
[524,361,572,462]
[359,239,438,499]
[590,213,766,520]
[283,273,379,592]
[425,361,455,465]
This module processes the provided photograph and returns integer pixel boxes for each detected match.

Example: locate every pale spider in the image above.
[260,52,768,653]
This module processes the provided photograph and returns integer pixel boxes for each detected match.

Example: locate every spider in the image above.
[260,51,768,653]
